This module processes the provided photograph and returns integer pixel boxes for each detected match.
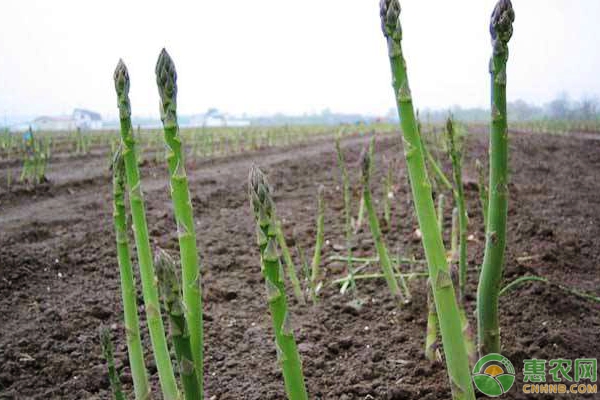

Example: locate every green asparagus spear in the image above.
[100,328,126,400]
[248,165,308,400]
[445,118,468,302]
[361,142,410,304]
[155,249,201,400]
[112,148,151,400]
[477,0,515,356]
[155,49,204,393]
[114,59,179,400]
[380,1,475,398]
[309,184,325,303]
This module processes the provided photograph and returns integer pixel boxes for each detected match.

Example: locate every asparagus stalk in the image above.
[155,249,201,400]
[334,136,356,293]
[309,184,325,303]
[383,159,393,227]
[275,219,306,304]
[477,0,515,356]
[475,159,488,229]
[380,1,475,398]
[112,148,151,400]
[425,281,440,362]
[100,328,126,400]
[445,118,468,302]
[361,143,410,304]
[436,193,445,239]
[248,166,308,400]
[114,60,179,400]
[155,49,204,393]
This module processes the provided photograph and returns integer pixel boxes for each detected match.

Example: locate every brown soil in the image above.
[0,130,599,399]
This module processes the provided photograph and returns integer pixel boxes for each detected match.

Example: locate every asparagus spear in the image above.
[248,165,308,400]
[361,142,410,304]
[334,135,357,293]
[380,1,475,398]
[275,219,305,304]
[475,159,488,230]
[309,184,325,303]
[112,148,151,400]
[155,249,201,400]
[114,60,179,400]
[445,118,468,302]
[425,280,440,362]
[100,328,126,400]
[155,49,204,393]
[477,0,515,356]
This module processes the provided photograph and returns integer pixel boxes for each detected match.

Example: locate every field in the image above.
[1,125,599,399]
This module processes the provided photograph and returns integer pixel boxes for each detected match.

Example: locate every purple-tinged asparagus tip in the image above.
[490,0,515,45]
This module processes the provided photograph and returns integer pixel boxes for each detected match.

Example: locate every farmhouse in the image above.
[33,116,77,131]
[32,109,103,131]
[73,108,103,130]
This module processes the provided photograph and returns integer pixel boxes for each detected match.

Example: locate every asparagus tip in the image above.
[155,48,177,103]
[154,248,182,309]
[248,164,274,221]
[379,0,401,38]
[113,59,130,97]
[445,116,455,142]
[490,0,515,44]
[360,145,371,182]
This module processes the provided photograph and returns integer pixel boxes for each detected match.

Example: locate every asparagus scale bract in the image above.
[114,60,179,400]
[112,148,151,400]
[477,0,515,356]
[156,49,204,394]
[248,165,308,400]
[380,1,475,398]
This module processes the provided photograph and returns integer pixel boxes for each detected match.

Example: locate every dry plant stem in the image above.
[446,118,468,302]
[380,1,475,397]
[309,185,325,303]
[156,49,204,393]
[477,0,514,357]
[112,149,151,400]
[275,220,306,304]
[361,144,410,303]
[248,166,308,400]
[100,328,126,400]
[155,249,201,400]
[114,59,179,400]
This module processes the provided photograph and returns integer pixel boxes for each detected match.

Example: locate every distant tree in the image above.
[576,96,598,120]
[546,92,571,119]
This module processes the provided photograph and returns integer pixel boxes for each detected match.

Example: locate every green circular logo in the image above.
[472,353,515,397]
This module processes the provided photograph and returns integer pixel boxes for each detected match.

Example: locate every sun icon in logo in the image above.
[472,354,516,397]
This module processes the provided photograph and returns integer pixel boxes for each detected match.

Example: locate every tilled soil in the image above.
[0,130,599,399]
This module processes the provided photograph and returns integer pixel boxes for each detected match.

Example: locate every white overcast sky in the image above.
[1,0,599,119]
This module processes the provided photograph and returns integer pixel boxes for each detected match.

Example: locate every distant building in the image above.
[31,109,103,131]
[73,108,103,130]
[189,108,250,127]
[33,116,77,131]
